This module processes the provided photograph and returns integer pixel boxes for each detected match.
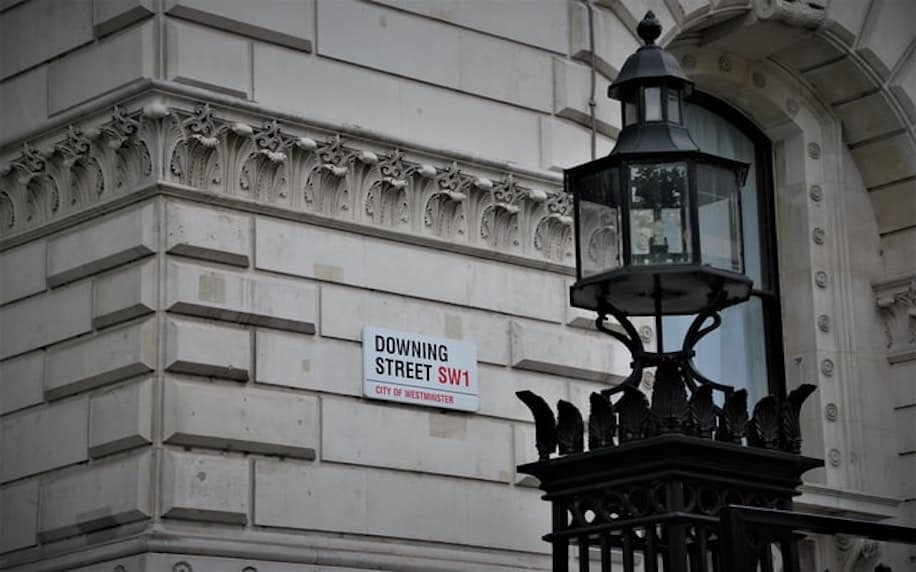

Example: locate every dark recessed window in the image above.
[662,92,784,405]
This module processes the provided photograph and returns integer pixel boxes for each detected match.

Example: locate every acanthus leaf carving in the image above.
[875,280,916,362]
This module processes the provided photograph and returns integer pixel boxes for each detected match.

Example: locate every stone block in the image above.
[856,0,916,79]
[92,259,157,329]
[165,260,317,333]
[881,228,916,280]
[870,178,916,235]
[0,480,38,553]
[569,1,639,79]
[166,19,251,98]
[160,450,249,524]
[553,57,621,138]
[317,0,551,112]
[253,460,548,552]
[802,57,877,105]
[476,364,569,423]
[319,284,510,366]
[0,65,48,146]
[891,362,916,409]
[256,218,566,322]
[0,0,93,80]
[45,318,157,400]
[890,50,916,122]
[823,0,870,45]
[46,203,157,287]
[164,318,251,381]
[38,450,152,541]
[165,201,251,266]
[540,116,614,172]
[49,19,155,113]
[852,132,916,190]
[833,91,901,146]
[253,43,541,167]
[93,0,155,37]
[165,0,313,51]
[0,281,92,360]
[0,241,46,305]
[509,321,629,383]
[163,378,318,458]
[0,350,44,415]
[371,0,568,53]
[89,378,153,458]
[597,0,678,42]
[321,396,512,482]
[772,37,844,73]
[513,423,539,487]
[896,406,916,454]
[254,330,362,396]
[253,460,367,533]
[0,397,88,483]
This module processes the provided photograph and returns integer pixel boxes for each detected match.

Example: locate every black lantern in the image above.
[568,11,751,317]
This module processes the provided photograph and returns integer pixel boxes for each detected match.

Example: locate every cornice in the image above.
[0,90,574,274]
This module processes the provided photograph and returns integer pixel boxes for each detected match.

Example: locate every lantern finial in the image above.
[637,11,662,45]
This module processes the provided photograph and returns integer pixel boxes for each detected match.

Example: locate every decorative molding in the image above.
[752,0,827,30]
[874,278,916,364]
[0,102,573,267]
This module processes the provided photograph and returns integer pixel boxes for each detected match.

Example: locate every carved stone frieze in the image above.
[0,101,573,266]
[874,278,916,363]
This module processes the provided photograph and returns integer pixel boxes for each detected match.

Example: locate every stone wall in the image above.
[1,0,915,570]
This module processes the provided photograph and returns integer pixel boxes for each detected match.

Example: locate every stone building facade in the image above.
[0,0,914,570]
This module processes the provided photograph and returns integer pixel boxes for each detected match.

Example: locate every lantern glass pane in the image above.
[624,101,638,126]
[629,162,689,265]
[696,162,743,273]
[574,167,622,278]
[667,90,680,123]
[644,87,662,121]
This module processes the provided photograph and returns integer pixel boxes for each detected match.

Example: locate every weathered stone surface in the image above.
[834,91,900,146]
[0,350,44,415]
[513,423,539,487]
[93,0,155,37]
[165,260,317,333]
[0,281,92,360]
[476,364,569,422]
[509,321,629,382]
[165,19,251,98]
[317,0,552,112]
[553,57,621,138]
[253,43,541,167]
[163,377,318,458]
[164,318,250,381]
[890,50,916,122]
[321,396,512,482]
[540,115,614,172]
[160,450,249,524]
[0,480,38,553]
[0,0,92,80]
[802,57,877,105]
[46,318,156,400]
[49,19,155,113]
[0,65,47,147]
[852,132,916,190]
[881,228,916,279]
[869,178,916,235]
[896,406,916,454]
[89,378,153,458]
[166,201,251,266]
[569,1,639,79]
[0,397,88,483]
[38,450,152,541]
[92,259,157,329]
[319,284,509,365]
[253,460,548,552]
[856,0,916,78]
[255,330,362,396]
[371,0,568,53]
[165,0,313,51]
[46,203,157,287]
[256,218,566,323]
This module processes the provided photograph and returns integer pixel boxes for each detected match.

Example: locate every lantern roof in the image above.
[607,11,693,100]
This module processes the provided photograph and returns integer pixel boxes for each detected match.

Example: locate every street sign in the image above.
[362,326,478,412]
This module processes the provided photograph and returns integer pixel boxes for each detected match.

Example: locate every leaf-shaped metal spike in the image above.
[516,390,557,461]
[556,400,585,455]
[615,385,651,444]
[588,392,616,450]
[749,396,781,449]
[689,385,717,439]
[781,384,817,453]
[651,362,689,434]
[716,389,749,444]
